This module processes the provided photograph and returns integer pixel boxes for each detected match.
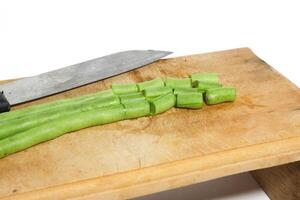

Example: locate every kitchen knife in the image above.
[0,50,172,113]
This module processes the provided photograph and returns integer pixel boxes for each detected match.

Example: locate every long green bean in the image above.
[0,95,120,140]
[0,89,115,123]
[0,74,237,159]
[0,105,125,158]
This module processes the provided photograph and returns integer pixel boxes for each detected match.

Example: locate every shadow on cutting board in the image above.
[132,172,269,200]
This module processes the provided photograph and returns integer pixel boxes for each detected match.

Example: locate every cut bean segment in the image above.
[205,87,236,105]
[118,92,144,98]
[142,87,172,98]
[195,82,222,93]
[165,77,192,89]
[0,105,125,159]
[119,93,145,104]
[149,93,176,115]
[173,88,199,95]
[123,100,150,119]
[111,83,138,94]
[190,73,219,86]
[137,78,165,91]
[118,92,143,98]
[176,93,204,109]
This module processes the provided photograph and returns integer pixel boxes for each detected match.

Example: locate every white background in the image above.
[1,0,299,199]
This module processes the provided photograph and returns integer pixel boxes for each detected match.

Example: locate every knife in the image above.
[0,50,172,113]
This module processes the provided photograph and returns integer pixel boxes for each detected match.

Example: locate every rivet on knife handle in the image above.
[0,91,10,113]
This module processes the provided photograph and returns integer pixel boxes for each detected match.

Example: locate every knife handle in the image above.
[0,91,10,113]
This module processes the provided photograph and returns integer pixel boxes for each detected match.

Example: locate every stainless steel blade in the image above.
[0,50,172,105]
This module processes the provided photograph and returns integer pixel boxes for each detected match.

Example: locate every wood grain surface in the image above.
[0,48,299,200]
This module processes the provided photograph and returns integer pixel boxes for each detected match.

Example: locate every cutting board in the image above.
[0,48,299,200]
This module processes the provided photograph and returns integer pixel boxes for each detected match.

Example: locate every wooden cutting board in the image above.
[0,48,299,200]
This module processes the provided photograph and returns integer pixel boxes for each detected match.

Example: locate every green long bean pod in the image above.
[119,92,146,104]
[123,100,150,119]
[195,82,222,93]
[190,73,219,86]
[0,73,237,159]
[165,77,192,89]
[173,88,199,95]
[142,87,172,98]
[0,89,115,123]
[137,78,165,91]
[176,93,204,109]
[205,87,236,105]
[0,105,125,159]
[149,93,176,115]
[0,95,121,140]
[111,83,138,95]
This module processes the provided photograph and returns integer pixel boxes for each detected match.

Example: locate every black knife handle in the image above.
[0,91,10,113]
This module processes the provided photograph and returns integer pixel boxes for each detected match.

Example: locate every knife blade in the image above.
[0,50,172,112]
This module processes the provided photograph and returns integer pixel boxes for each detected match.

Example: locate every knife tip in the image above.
[148,49,173,57]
